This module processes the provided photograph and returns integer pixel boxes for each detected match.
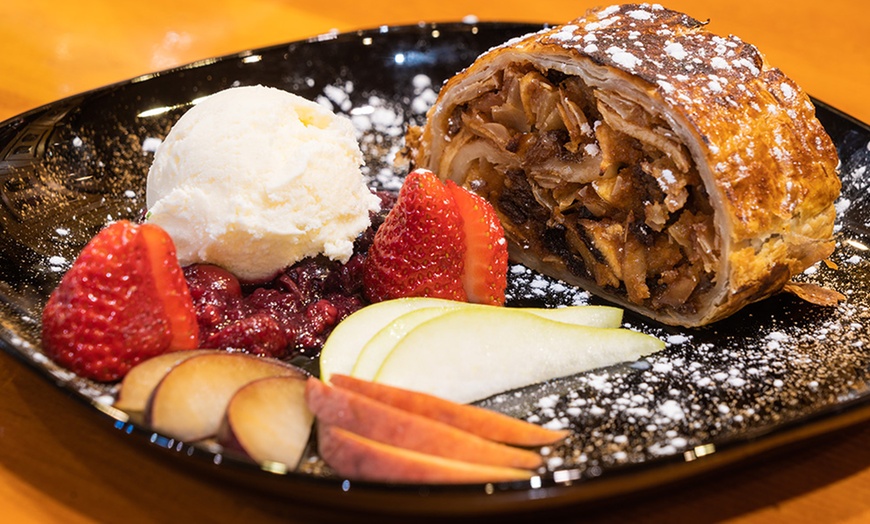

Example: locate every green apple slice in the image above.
[351,304,624,381]
[373,308,665,403]
[319,297,465,383]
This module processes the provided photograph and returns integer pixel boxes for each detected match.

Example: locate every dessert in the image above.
[146,85,381,283]
[329,374,569,446]
[217,376,313,469]
[41,220,199,382]
[363,168,509,305]
[307,376,567,483]
[316,424,533,484]
[407,4,842,326]
[115,349,213,412]
[145,86,397,359]
[370,306,665,403]
[42,58,681,484]
[319,296,627,383]
[146,351,306,442]
[305,376,544,469]
[183,256,369,358]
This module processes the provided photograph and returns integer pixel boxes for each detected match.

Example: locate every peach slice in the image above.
[217,376,313,469]
[114,350,214,413]
[317,424,533,484]
[329,374,568,446]
[305,377,542,470]
[148,352,305,442]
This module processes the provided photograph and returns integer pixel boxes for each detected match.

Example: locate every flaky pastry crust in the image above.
[409,4,840,326]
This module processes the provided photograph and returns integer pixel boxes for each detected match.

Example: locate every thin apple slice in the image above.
[148,352,305,441]
[329,374,568,446]
[305,377,542,470]
[217,376,313,469]
[114,350,214,413]
[374,308,665,403]
[351,304,623,381]
[317,424,533,484]
[318,297,463,383]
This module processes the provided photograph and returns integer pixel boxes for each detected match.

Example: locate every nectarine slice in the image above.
[217,376,313,469]
[329,374,568,446]
[114,350,214,413]
[148,352,305,441]
[305,378,542,469]
[317,424,533,484]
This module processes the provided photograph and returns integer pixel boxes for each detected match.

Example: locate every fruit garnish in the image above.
[371,307,666,404]
[307,376,560,484]
[41,220,199,382]
[318,296,625,384]
[217,375,313,469]
[445,179,508,305]
[362,168,508,305]
[316,424,533,484]
[114,350,214,412]
[305,377,543,469]
[363,168,466,303]
[329,374,569,446]
[146,352,305,442]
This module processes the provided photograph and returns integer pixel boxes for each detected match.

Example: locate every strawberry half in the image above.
[41,220,199,382]
[363,169,466,303]
[363,169,508,305]
[446,180,509,306]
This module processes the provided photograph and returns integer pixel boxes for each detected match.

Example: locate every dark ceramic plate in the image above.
[2,22,870,517]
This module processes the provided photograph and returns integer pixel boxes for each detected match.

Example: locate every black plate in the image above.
[2,22,870,517]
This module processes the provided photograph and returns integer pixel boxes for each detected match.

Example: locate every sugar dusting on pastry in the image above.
[411,3,841,327]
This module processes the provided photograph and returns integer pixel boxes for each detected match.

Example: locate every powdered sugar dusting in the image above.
[313,76,437,191]
[485,205,870,478]
[7,20,870,490]
[605,46,641,70]
[665,42,688,60]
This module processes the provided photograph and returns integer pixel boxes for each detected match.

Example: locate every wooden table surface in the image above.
[1,1,869,522]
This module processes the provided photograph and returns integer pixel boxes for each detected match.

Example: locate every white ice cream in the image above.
[146,85,381,282]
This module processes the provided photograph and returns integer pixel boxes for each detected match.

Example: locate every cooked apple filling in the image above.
[443,64,719,316]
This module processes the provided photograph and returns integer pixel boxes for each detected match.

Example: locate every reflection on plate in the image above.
[1,22,870,516]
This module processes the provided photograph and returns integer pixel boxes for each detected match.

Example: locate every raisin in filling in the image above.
[446,64,719,315]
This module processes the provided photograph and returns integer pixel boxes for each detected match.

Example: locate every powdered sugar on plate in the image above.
[302,66,870,480]
[315,74,436,192]
[6,22,870,488]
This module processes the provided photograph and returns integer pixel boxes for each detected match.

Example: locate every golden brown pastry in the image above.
[408,4,841,327]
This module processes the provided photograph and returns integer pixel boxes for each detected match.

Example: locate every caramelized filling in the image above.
[445,64,719,315]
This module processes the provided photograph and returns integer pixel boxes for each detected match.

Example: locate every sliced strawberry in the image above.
[446,181,509,306]
[41,220,199,382]
[140,223,200,350]
[363,169,466,303]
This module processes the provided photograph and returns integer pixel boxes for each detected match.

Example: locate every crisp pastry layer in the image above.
[408,4,841,327]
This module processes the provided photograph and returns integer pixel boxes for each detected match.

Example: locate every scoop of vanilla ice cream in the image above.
[145,85,381,282]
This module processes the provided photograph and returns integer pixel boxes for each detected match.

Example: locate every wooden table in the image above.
[1,1,869,522]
